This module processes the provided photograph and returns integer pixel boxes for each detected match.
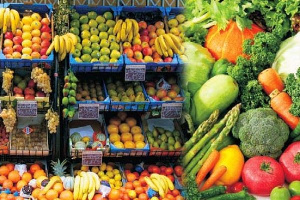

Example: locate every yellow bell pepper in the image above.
[212,145,244,186]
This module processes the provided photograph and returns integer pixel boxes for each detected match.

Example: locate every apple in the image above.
[41,24,51,32]
[24,87,35,95]
[15,93,24,97]
[13,36,23,45]
[123,42,132,49]
[13,44,23,53]
[41,18,50,26]
[171,84,181,94]
[142,47,152,56]
[140,29,149,36]
[124,48,134,58]
[151,95,160,101]
[136,59,145,63]
[134,51,143,60]
[149,38,156,46]
[4,39,13,48]
[41,40,50,48]
[28,80,35,88]
[162,96,172,101]
[144,55,153,62]
[138,21,147,30]
[149,31,157,39]
[164,57,173,62]
[4,32,13,40]
[155,21,164,29]
[36,91,46,97]
[41,55,48,59]
[40,48,48,56]
[132,38,141,45]
[3,47,13,55]
[25,95,35,100]
[153,52,161,59]
[147,25,156,32]
[132,44,142,52]
[141,42,149,49]
[154,57,163,63]
[140,35,150,43]
[13,87,23,94]
[147,87,156,96]
[157,89,167,99]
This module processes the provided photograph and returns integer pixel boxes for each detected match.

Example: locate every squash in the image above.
[63,176,74,191]
[205,21,263,63]
[74,141,86,149]
[70,132,82,144]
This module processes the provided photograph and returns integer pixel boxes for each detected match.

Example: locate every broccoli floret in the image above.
[232,108,289,158]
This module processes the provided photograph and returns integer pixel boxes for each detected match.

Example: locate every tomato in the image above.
[140,170,149,177]
[291,196,300,200]
[165,167,174,175]
[229,182,245,193]
[174,166,183,177]
[148,165,155,173]
[152,166,161,174]
[242,156,284,196]
[167,175,175,183]
[160,166,167,172]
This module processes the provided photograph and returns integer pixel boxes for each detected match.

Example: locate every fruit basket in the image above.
[104,112,150,156]
[9,114,50,156]
[105,76,150,111]
[69,5,124,72]
[117,6,181,72]
[0,3,54,68]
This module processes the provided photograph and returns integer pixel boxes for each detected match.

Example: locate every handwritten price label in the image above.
[125,65,146,81]
[78,104,99,120]
[82,151,103,166]
[17,101,37,117]
[161,103,183,119]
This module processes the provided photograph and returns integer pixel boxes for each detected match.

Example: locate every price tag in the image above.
[82,151,103,166]
[17,101,37,117]
[78,104,99,120]
[125,65,146,81]
[92,63,105,71]
[161,103,183,119]
[22,126,33,135]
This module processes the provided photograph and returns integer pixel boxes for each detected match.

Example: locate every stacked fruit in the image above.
[145,76,184,102]
[0,8,21,33]
[107,112,146,149]
[154,33,184,59]
[2,68,14,94]
[73,170,100,200]
[76,79,106,102]
[62,71,78,119]
[45,109,59,134]
[70,10,121,63]
[2,11,52,59]
[0,122,9,155]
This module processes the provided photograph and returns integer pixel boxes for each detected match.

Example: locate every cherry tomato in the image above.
[291,196,300,200]
[230,182,245,193]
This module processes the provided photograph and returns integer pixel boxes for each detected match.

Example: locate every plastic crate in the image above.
[165,7,183,20]
[0,3,54,68]
[117,6,166,19]
[104,112,150,156]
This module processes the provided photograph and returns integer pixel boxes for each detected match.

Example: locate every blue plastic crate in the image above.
[104,112,150,155]
[76,80,110,111]
[0,4,3,8]
[165,7,184,18]
[1,3,54,68]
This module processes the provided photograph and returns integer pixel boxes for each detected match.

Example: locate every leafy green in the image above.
[285,68,300,117]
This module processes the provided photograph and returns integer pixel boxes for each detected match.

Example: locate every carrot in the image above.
[196,150,220,185]
[270,90,300,130]
[200,165,227,191]
[258,68,284,95]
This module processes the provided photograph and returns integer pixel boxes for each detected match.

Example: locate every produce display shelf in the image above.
[0,3,54,68]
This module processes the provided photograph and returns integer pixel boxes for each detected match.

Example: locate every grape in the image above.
[45,109,59,133]
[31,67,52,94]
[2,68,14,94]
[0,106,17,133]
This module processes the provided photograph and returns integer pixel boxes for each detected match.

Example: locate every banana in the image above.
[73,176,80,200]
[82,193,87,200]
[59,35,65,55]
[63,35,71,53]
[152,178,165,198]
[167,49,174,58]
[66,33,78,45]
[131,19,139,36]
[70,40,75,54]
[54,35,60,52]
[159,176,169,194]
[113,19,123,35]
[116,31,121,42]
[17,21,22,29]
[162,175,174,191]
[46,41,55,55]
[88,172,100,190]
[0,8,5,29]
[80,171,89,194]
[151,174,167,193]
[10,12,16,34]
[163,34,181,54]
[121,22,127,42]
[128,30,133,43]
[88,186,95,200]
[86,172,94,193]
[10,9,19,30]
[5,9,10,31]
[168,33,183,51]
[144,176,158,191]
[78,175,84,200]
[3,8,10,33]
[158,35,169,57]
[154,38,163,56]
[125,19,132,36]
[59,50,67,61]
[41,176,62,194]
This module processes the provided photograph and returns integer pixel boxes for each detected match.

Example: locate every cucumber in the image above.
[198,185,226,198]
[206,190,248,200]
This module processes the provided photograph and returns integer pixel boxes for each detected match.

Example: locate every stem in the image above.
[203,21,217,29]
[294,152,300,164]
[183,12,212,28]
[260,162,273,174]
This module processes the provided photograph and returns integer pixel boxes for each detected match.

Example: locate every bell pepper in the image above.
[212,145,244,186]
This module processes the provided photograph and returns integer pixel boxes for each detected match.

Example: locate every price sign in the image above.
[78,104,99,120]
[161,103,183,119]
[82,151,103,166]
[17,101,37,117]
[125,65,146,81]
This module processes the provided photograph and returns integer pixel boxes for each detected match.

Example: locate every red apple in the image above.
[40,48,48,56]
[25,94,35,100]
[136,59,145,63]
[13,36,23,45]
[142,47,152,56]
[36,91,46,97]
[164,57,173,62]
[41,24,51,32]
[28,80,35,88]
[4,32,13,40]
[129,58,136,62]
[41,40,50,48]
[138,21,147,30]
[151,95,160,101]
[154,57,163,63]
[140,35,150,43]
[132,44,142,52]
[141,42,149,49]
[123,48,134,58]
[15,93,24,97]
[13,44,23,53]
[147,25,156,32]
[41,55,48,59]
[155,21,164,29]
[24,87,35,95]
[149,31,157,39]
[41,18,50,26]
[157,89,167,99]
[134,51,143,60]
[140,29,149,36]
[13,87,23,94]
[3,47,13,55]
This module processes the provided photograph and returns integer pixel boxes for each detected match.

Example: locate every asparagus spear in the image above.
[189,104,241,176]
[183,110,220,154]
[182,109,232,167]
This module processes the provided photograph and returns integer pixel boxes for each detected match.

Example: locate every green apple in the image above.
[100,47,110,55]
[70,20,80,28]
[81,54,92,62]
[108,35,116,42]
[103,12,113,20]
[98,23,108,32]
[76,35,81,43]
[90,27,99,35]
[89,19,98,28]
[123,42,131,49]
[81,30,91,39]
[71,12,80,20]
[81,24,90,31]
[110,42,119,51]
[70,27,80,35]
[72,49,81,57]
[90,35,100,43]
[87,11,97,20]
[107,27,114,35]
[106,19,116,28]
[79,15,89,24]
[75,43,82,50]
[270,187,290,200]
[289,181,300,196]
[110,58,118,62]
[75,57,82,62]
[99,32,108,40]
[81,39,91,47]
[99,55,110,62]
[100,39,110,48]
[91,50,101,59]
[110,50,121,59]
[96,16,106,24]
[176,14,186,23]
[91,58,99,62]
[91,43,100,51]
[82,46,92,54]
[132,38,141,45]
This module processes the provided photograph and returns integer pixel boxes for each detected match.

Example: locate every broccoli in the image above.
[232,108,289,158]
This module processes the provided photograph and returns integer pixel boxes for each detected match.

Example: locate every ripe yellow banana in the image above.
[10,12,16,34]
[10,9,19,30]
[86,172,94,193]
[128,30,133,43]
[88,172,100,190]
[82,193,87,200]
[151,174,167,193]
[131,19,139,36]
[41,176,61,194]
[116,31,121,42]
[163,34,181,54]
[59,35,65,55]
[54,35,60,52]
[152,178,165,198]
[63,35,71,53]
[59,50,67,61]
[121,22,127,42]
[3,8,10,33]
[5,9,11,30]
[125,19,132,36]
[113,19,123,35]
[0,8,6,29]
[80,171,89,194]
[154,37,163,56]
[66,33,78,45]
[168,33,183,51]
[167,49,174,57]
[73,176,80,200]
[144,176,158,191]
[78,176,84,200]
[46,41,55,55]
[162,175,174,190]
[158,35,169,57]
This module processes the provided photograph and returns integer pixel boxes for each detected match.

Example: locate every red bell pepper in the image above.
[291,196,300,200]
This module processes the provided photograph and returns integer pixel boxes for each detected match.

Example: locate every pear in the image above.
[135,93,145,102]
[168,145,175,151]
[168,137,175,145]
[62,108,68,118]
[62,97,69,106]
[116,86,125,93]
[121,96,131,102]
[160,142,167,150]
[153,142,159,148]
[165,131,172,137]
[63,88,69,97]
[71,83,77,90]
[111,96,120,101]
[69,97,76,105]
[157,139,162,145]
[64,75,69,83]
[160,134,167,142]
[129,94,136,102]
[152,128,158,138]
[134,85,143,93]
[147,136,154,144]
[157,127,165,134]
[69,89,76,97]
[108,89,117,97]
[126,88,134,96]
[174,141,182,149]
[173,130,181,137]
[107,83,116,90]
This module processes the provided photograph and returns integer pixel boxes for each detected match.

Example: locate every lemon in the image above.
[115,180,123,187]
[91,166,99,173]
[101,175,109,181]
[106,171,114,178]
[109,179,115,185]
[151,197,159,200]
[106,165,113,171]
[81,165,89,172]
[113,169,120,175]
[114,174,122,181]
[114,141,124,148]
[100,163,106,171]
[98,171,105,177]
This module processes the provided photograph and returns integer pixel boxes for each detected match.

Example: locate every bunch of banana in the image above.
[46,33,78,61]
[113,18,140,43]
[155,33,184,58]
[0,8,21,34]
[73,171,100,200]
[144,173,175,198]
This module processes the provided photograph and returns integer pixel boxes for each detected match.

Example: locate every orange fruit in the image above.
[132,180,141,188]
[121,133,133,143]
[126,117,137,127]
[119,123,130,134]
[125,182,134,190]
[10,186,17,193]
[7,194,15,200]
[32,188,42,198]
[53,182,64,194]
[3,179,13,189]
[108,189,120,200]
[126,173,137,182]
[131,126,142,135]
[107,124,119,134]
[135,141,146,149]
[0,193,7,198]
[16,180,27,191]
[32,36,42,44]
[45,189,58,200]
[133,133,144,142]
[124,141,135,148]
[114,141,124,148]
[22,172,32,183]
[34,169,46,179]
[0,175,7,184]
[0,165,9,176]
[6,163,14,172]
[59,190,73,200]
[8,170,21,183]
[135,186,144,194]
[109,117,121,126]
[172,189,180,197]
[138,193,147,200]
[30,164,41,174]
[109,133,121,143]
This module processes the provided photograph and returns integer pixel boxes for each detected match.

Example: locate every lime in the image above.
[70,20,80,28]
[106,19,116,28]
[71,11,80,20]
[81,54,92,62]
[81,39,91,47]
[81,24,90,31]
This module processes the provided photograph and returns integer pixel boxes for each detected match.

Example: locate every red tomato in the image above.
[291,196,300,200]
[229,182,245,193]
[165,167,174,175]
[160,166,167,172]
[174,166,183,177]
[172,189,180,197]
[148,165,155,173]
[140,170,150,177]
[167,175,175,183]
[133,172,140,179]
[152,166,161,174]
